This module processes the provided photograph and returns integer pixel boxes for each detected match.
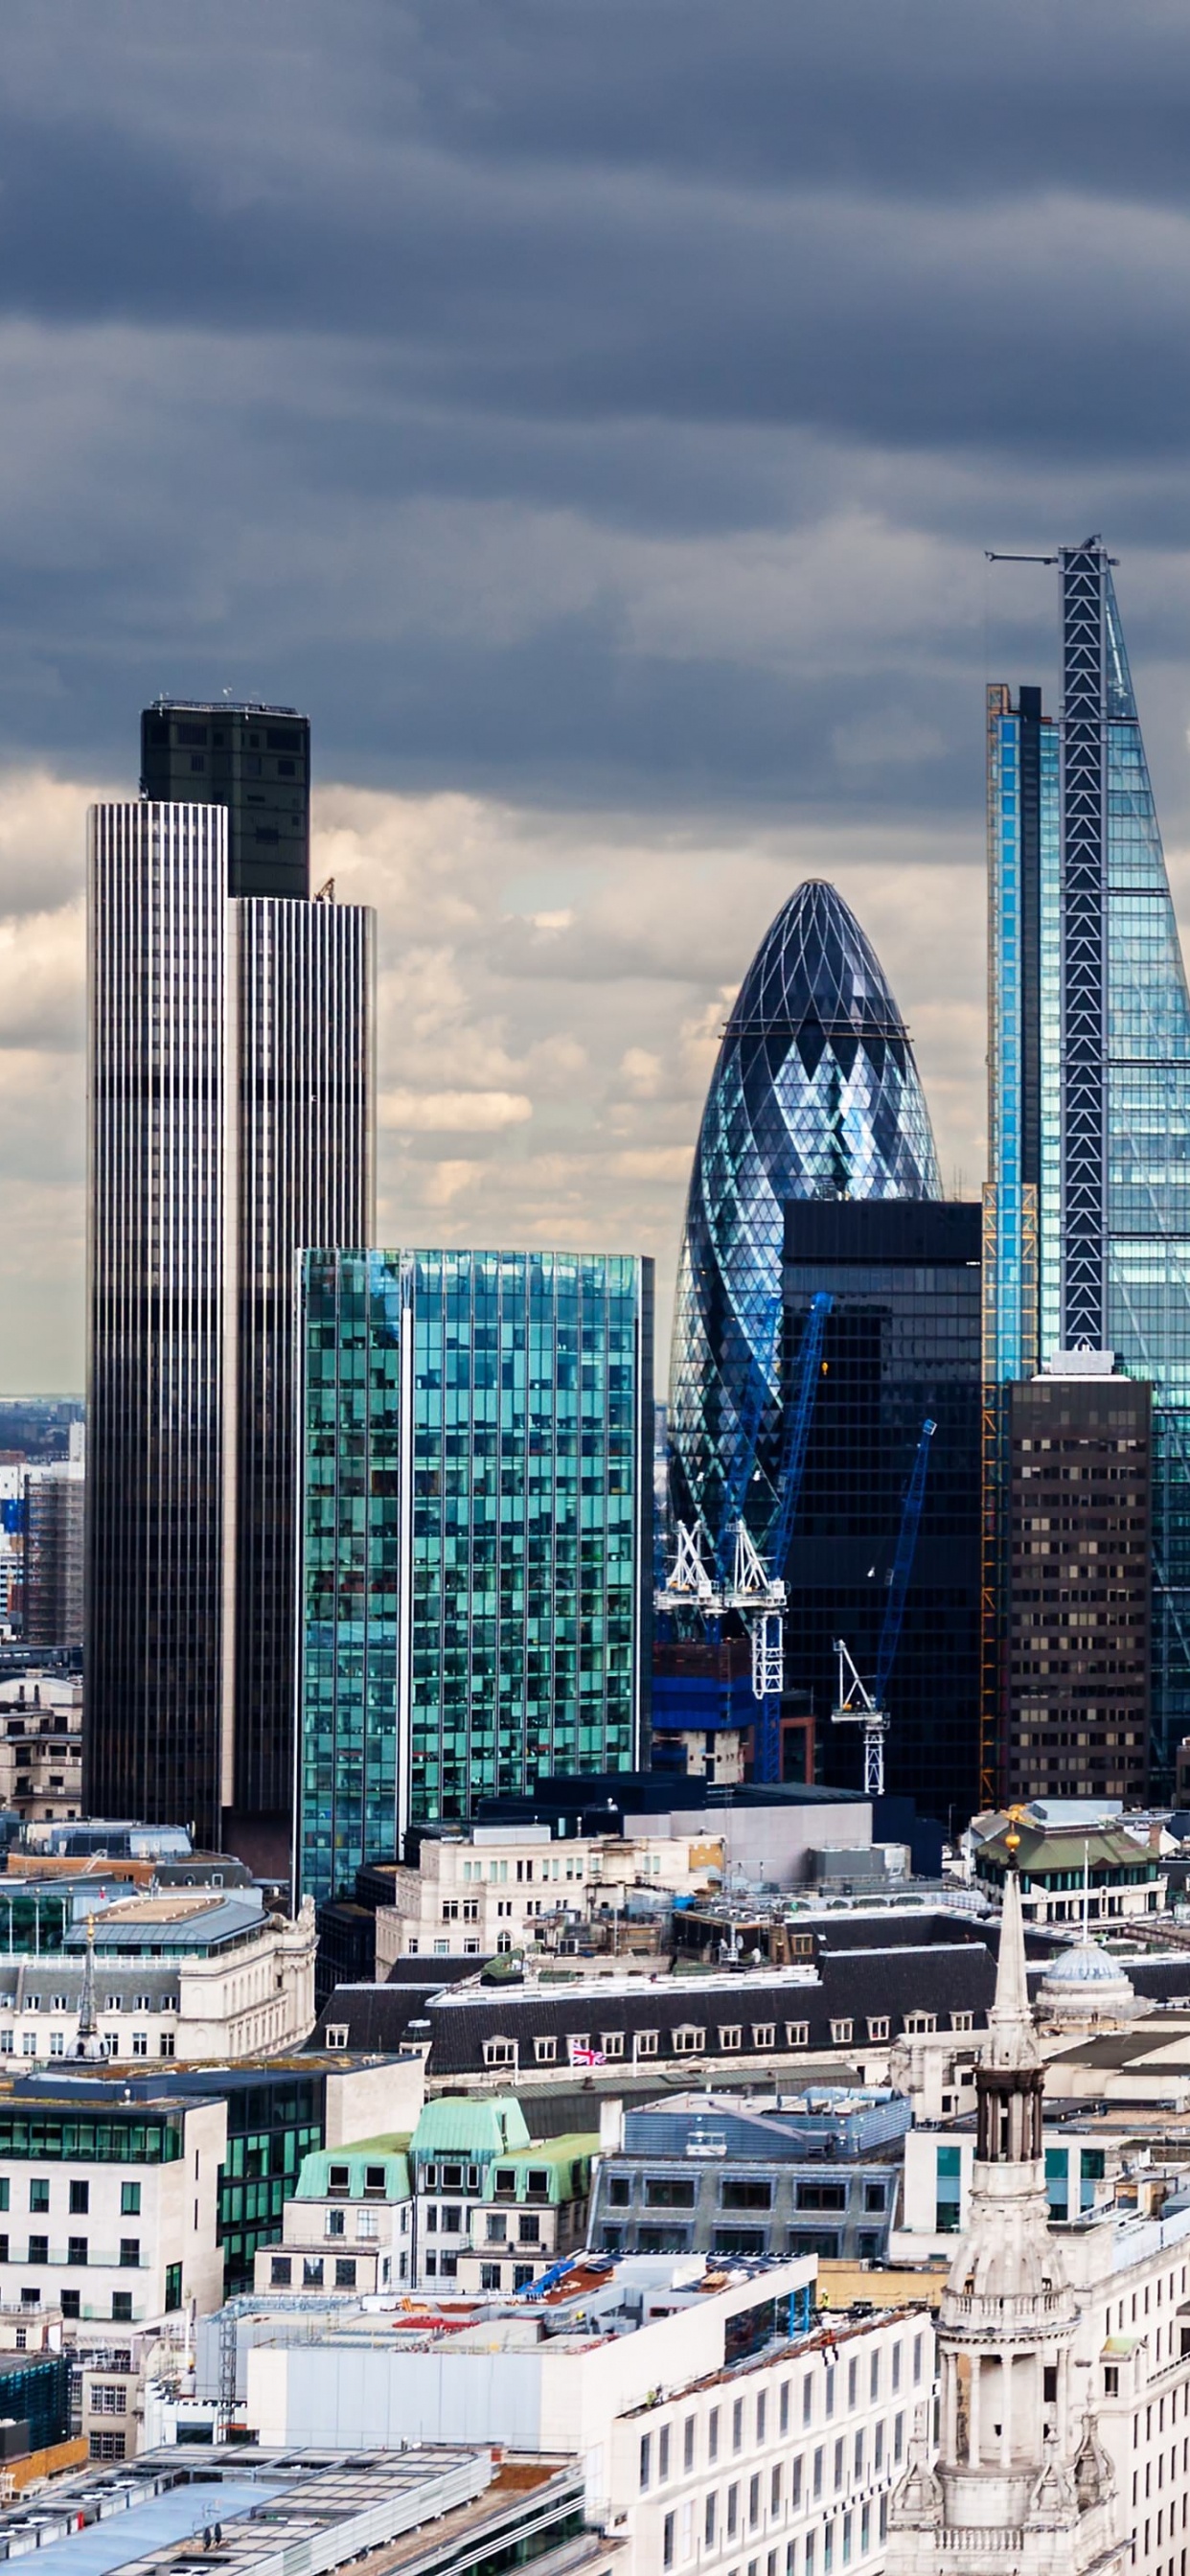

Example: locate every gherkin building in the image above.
[669,879,942,1549]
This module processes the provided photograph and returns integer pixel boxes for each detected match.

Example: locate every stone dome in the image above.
[1037,1938,1146,2030]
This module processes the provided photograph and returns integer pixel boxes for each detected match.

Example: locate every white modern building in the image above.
[244,2240,932,2576]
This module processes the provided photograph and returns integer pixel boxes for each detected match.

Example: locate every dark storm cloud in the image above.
[9,0,1190,1380]
[1,0,1190,813]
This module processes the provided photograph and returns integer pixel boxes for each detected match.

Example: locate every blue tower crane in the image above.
[751,1292,833,1783]
[656,1293,832,1786]
[713,1300,781,1586]
[832,1415,936,1796]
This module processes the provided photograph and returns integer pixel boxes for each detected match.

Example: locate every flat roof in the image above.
[0,2447,503,2576]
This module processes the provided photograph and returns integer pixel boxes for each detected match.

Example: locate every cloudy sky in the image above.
[8,0,1190,1390]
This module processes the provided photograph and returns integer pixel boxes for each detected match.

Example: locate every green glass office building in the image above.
[297,1249,653,1906]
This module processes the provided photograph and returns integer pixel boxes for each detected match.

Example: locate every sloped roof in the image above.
[978,1825,1156,1875]
[410,2095,530,2157]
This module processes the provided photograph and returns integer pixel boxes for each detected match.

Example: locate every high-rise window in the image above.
[85,784,376,1845]
[298,1249,652,1902]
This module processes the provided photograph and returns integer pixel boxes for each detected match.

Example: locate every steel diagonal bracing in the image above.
[1061,545,1108,1346]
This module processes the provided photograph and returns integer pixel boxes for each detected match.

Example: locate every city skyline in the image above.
[6,6,1190,1387]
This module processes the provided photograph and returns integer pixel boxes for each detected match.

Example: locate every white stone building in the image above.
[376,1823,723,1966]
[0,1672,82,1825]
[0,1890,316,2064]
[885,1866,1190,2576]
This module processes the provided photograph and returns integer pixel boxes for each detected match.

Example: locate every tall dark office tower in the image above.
[86,791,375,1853]
[140,701,309,899]
[985,542,1190,1798]
[1003,1359,1151,1807]
[783,1199,982,1827]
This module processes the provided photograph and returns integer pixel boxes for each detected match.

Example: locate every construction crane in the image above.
[751,1291,833,1781]
[832,1416,935,1796]
[656,1293,833,1784]
[713,1301,782,1586]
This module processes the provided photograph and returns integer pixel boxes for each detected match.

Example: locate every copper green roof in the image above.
[409,2095,531,2158]
[977,1825,1156,1876]
[294,2140,411,2201]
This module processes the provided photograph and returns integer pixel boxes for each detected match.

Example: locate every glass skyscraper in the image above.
[669,879,942,1556]
[985,540,1190,1793]
[297,1249,652,1906]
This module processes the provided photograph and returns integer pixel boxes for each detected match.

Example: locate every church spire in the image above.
[985,1843,1040,2072]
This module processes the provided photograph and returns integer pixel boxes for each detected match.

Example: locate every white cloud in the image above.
[380,1088,534,1133]
[0,766,1006,1388]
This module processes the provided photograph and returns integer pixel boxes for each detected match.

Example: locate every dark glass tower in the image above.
[783,1199,982,1826]
[140,701,309,899]
[669,880,942,1555]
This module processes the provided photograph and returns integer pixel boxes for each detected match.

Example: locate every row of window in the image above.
[607,2178,886,2214]
[0,2235,141,2266]
[8,2281,171,2321]
[605,2227,877,2263]
[482,2013,970,2067]
[661,2505,889,2576]
[641,2339,923,2485]
[0,2032,175,2058]
[0,2179,141,2216]
[270,2255,359,2288]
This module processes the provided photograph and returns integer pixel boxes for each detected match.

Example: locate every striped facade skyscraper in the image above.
[85,738,375,1855]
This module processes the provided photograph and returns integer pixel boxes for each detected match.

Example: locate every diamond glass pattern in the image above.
[668,880,942,1545]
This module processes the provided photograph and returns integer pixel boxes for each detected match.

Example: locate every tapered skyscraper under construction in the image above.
[985,540,1190,1801]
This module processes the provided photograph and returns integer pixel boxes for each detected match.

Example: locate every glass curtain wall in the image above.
[299,1249,651,1905]
[669,880,941,1561]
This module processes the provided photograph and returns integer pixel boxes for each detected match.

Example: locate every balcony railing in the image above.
[947,2291,1069,2326]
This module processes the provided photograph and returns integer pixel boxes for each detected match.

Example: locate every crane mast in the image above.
[656,1293,832,1784]
[831,1415,936,1795]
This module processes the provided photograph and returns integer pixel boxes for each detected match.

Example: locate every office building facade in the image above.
[668,880,941,1571]
[140,700,309,899]
[86,795,375,1851]
[297,1249,652,1906]
[22,1475,84,1654]
[1002,1359,1151,1807]
[985,542,1189,1795]
[783,1198,982,1825]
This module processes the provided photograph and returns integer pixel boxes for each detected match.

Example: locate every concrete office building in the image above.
[86,748,376,1855]
[590,2089,909,2266]
[1000,1357,1152,1806]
